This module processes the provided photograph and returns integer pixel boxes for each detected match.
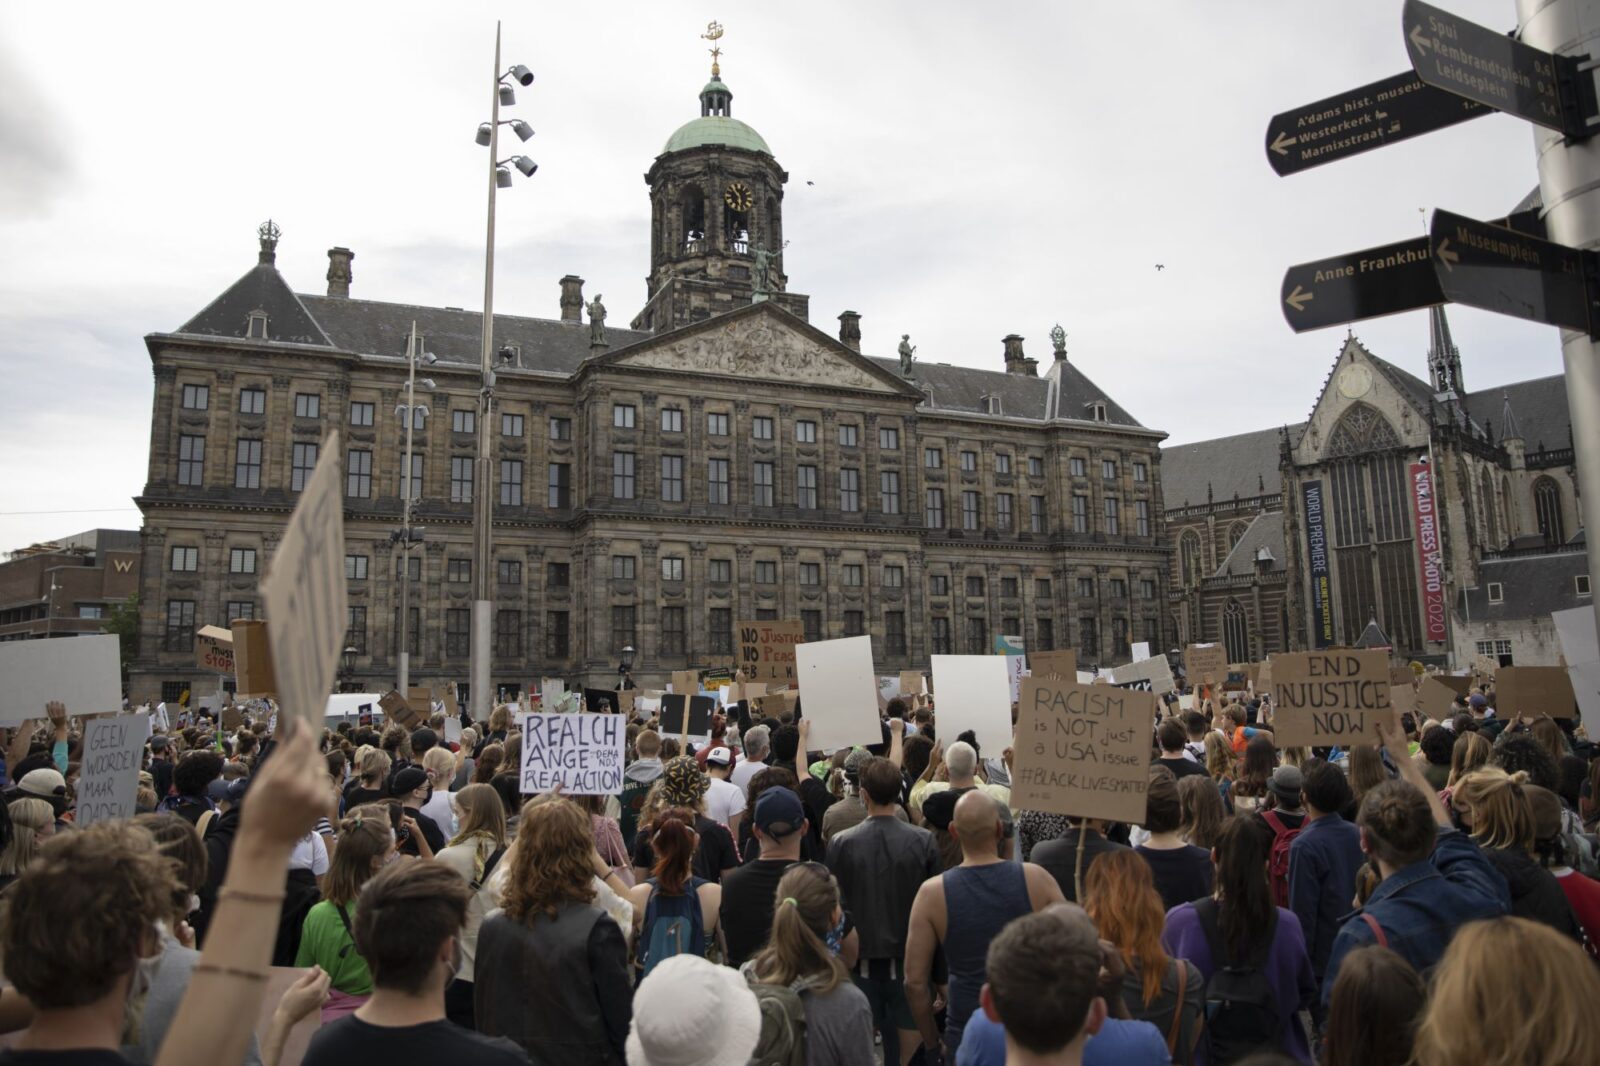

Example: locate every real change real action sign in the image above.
[76,713,150,827]
[1011,677,1155,824]
[517,712,626,795]
[1270,650,1392,745]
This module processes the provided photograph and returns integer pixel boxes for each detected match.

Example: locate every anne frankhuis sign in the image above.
[1409,461,1447,643]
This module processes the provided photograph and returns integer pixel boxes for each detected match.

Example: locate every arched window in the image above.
[1223,599,1250,664]
[1180,530,1203,586]
[1500,476,1516,540]
[1326,402,1401,458]
[1229,522,1249,550]
[1534,477,1566,545]
[1480,468,1499,548]
[678,185,706,250]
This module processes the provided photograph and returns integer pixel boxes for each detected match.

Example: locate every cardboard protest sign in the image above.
[1434,673,1473,697]
[1028,649,1078,681]
[899,671,927,696]
[1553,606,1600,731]
[0,633,122,726]
[1185,644,1228,687]
[195,626,235,675]
[1270,650,1391,745]
[220,707,244,732]
[540,677,565,700]
[615,689,637,718]
[1256,659,1273,693]
[379,690,423,730]
[1472,654,1499,680]
[1494,666,1578,720]
[441,687,460,719]
[794,636,881,752]
[1113,654,1176,695]
[1390,666,1416,689]
[1223,664,1249,692]
[737,619,804,685]
[660,694,715,744]
[258,432,347,727]
[1390,684,1419,717]
[517,712,626,795]
[703,667,734,690]
[670,670,699,697]
[76,713,149,826]
[230,620,276,697]
[584,688,619,714]
[1417,676,1459,721]
[931,655,1013,755]
[1011,678,1154,824]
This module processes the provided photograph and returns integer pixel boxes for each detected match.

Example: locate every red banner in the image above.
[1409,461,1447,643]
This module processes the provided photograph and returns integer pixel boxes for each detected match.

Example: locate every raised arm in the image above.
[1377,706,1450,828]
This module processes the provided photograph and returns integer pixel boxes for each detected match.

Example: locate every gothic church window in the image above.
[1326,402,1400,458]
[1534,477,1566,545]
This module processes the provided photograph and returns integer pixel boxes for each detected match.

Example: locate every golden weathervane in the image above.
[702,20,724,76]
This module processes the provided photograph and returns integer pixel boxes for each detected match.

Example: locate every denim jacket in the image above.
[1319,827,1508,1007]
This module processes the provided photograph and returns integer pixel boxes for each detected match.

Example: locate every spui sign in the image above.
[737,619,804,685]
[1270,650,1392,745]
[1011,677,1155,824]
[517,712,626,795]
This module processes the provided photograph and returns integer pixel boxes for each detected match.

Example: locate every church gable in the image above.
[1293,336,1429,464]
[599,304,915,396]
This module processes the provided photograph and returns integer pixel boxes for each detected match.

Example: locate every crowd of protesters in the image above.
[0,668,1598,1066]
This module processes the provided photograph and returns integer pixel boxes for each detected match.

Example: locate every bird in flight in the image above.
[1155,264,1165,271]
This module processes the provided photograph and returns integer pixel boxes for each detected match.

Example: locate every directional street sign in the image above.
[1281,237,1445,332]
[1266,70,1487,176]
[1403,0,1593,138]
[1429,208,1596,334]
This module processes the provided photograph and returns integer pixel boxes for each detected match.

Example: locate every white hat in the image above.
[626,955,762,1066]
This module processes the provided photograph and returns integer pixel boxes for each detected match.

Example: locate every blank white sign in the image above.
[794,635,882,753]
[0,634,123,725]
[931,654,1013,756]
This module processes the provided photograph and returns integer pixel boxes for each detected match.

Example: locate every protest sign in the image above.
[1417,676,1459,721]
[1434,673,1473,697]
[76,713,149,826]
[517,712,626,795]
[230,620,276,697]
[995,635,1026,702]
[443,716,463,744]
[1270,650,1391,745]
[1390,666,1416,689]
[1390,684,1419,717]
[660,694,715,744]
[195,626,235,675]
[615,689,637,718]
[1223,666,1249,692]
[1472,654,1499,680]
[930,655,1013,755]
[379,690,423,730]
[1185,644,1228,687]
[670,670,699,697]
[540,677,565,700]
[737,619,804,685]
[1256,659,1274,693]
[1494,666,1577,720]
[794,636,881,752]
[0,633,122,726]
[220,707,243,732]
[259,432,347,728]
[1011,678,1154,824]
[878,676,901,703]
[1553,606,1600,730]
[584,688,619,713]
[1131,641,1152,662]
[898,671,926,696]
[441,686,460,718]
[1029,649,1078,680]
[1111,654,1177,695]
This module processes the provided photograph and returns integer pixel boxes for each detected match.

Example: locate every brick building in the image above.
[0,530,141,643]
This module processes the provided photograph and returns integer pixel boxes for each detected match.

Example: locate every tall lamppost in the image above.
[469,22,536,722]
[394,321,435,693]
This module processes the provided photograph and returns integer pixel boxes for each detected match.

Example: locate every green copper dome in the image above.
[663,115,771,156]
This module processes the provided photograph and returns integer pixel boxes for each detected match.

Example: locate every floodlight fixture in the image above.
[509,64,534,86]
[476,123,492,146]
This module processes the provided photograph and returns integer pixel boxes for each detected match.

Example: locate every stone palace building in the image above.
[127,64,1171,703]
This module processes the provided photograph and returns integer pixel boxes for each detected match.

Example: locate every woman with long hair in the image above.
[1163,814,1316,1064]
[472,742,505,786]
[1347,745,1387,811]
[1451,768,1580,940]
[1323,945,1425,1066]
[1085,850,1203,1063]
[0,799,54,889]
[1231,735,1276,814]
[343,748,390,810]
[475,797,632,1064]
[1203,730,1236,813]
[294,804,396,1021]
[627,807,722,977]
[434,783,508,1030]
[745,862,875,1066]
[1412,917,1600,1066]
[575,792,632,887]
[418,745,457,836]
[1179,773,1227,851]
[1447,730,1491,790]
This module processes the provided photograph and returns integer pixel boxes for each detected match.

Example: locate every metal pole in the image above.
[470,22,501,723]
[1516,0,1600,659]
[399,321,418,694]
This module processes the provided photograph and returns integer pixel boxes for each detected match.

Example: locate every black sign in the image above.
[1429,208,1595,334]
[1281,237,1444,332]
[1403,0,1589,137]
[660,694,716,740]
[1266,70,1487,176]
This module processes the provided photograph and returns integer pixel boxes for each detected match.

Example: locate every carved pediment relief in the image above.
[613,314,898,393]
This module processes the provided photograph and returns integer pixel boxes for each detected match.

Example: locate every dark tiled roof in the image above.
[1459,548,1590,619]
[862,356,1144,427]
[1214,512,1286,578]
[1162,426,1291,509]
[1464,375,1570,448]
[177,263,333,347]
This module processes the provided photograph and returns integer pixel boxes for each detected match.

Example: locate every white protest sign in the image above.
[931,655,1013,755]
[1112,654,1177,695]
[0,633,123,726]
[259,431,348,729]
[76,713,150,826]
[793,635,881,752]
[517,712,626,795]
[1131,641,1152,663]
[443,716,463,745]
[1553,606,1600,731]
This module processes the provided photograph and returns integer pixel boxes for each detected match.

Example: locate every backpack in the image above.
[1259,810,1300,908]
[1193,898,1282,1064]
[637,877,707,979]
[744,975,808,1066]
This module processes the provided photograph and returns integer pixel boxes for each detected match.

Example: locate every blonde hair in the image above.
[1453,768,1535,853]
[325,804,395,905]
[1413,917,1600,1066]
[422,746,455,787]
[748,863,846,994]
[1448,731,1492,788]
[358,748,392,786]
[1,799,55,876]
[448,783,507,849]
[1203,731,1233,781]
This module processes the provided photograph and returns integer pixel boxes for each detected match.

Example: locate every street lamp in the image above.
[342,644,358,693]
[618,645,636,688]
[395,320,435,694]
[470,23,538,724]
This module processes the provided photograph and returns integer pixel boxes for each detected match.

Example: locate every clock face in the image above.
[1337,364,1372,399]
[724,182,753,212]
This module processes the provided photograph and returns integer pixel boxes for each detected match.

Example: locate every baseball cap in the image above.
[390,765,429,797]
[18,768,69,816]
[843,748,871,780]
[753,786,805,839]
[1270,765,1304,807]
[704,746,732,767]
[1469,694,1488,710]
[626,954,761,1066]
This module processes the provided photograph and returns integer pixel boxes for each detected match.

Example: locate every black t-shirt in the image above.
[0,1051,133,1066]
[344,785,387,811]
[1135,844,1215,911]
[738,820,822,865]
[631,814,739,883]
[302,1016,529,1066]
[1153,756,1207,781]
[402,804,447,857]
[719,857,798,965]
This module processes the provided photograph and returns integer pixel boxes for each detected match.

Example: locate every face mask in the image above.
[449,808,461,837]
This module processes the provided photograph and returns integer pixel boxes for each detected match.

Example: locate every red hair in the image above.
[649,807,698,895]
[1084,849,1171,1006]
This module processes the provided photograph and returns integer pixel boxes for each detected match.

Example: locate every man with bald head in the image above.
[905,790,1065,1062]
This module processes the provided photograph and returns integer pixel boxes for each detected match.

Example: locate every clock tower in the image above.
[631,54,810,331]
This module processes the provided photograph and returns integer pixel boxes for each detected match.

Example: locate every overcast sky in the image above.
[0,0,1566,553]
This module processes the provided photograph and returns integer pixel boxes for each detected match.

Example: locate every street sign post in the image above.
[1429,208,1597,334]
[1402,0,1594,137]
[1266,70,1487,176]
[1281,237,1445,332]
